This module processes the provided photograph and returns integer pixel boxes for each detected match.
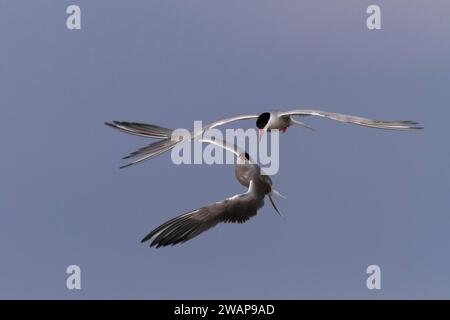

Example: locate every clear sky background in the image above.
[0,0,449,299]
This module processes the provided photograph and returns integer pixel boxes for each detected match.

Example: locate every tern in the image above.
[105,109,422,168]
[254,109,422,139]
[141,138,284,248]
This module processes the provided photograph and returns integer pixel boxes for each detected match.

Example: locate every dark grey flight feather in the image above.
[105,121,173,138]
[119,139,178,169]
[105,121,178,168]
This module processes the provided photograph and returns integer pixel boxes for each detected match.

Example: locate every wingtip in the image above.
[404,125,423,130]
[141,233,155,244]
[405,120,423,129]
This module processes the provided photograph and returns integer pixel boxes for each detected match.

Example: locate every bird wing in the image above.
[142,181,262,247]
[118,136,247,169]
[105,121,173,138]
[203,114,259,132]
[119,139,179,169]
[279,109,423,130]
[200,137,247,159]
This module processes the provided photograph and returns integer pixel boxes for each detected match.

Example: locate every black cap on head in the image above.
[256,112,270,129]
[244,152,250,160]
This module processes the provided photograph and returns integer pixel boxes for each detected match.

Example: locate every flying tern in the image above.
[105,109,422,168]
[141,138,284,247]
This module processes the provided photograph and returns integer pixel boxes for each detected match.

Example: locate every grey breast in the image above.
[235,163,260,187]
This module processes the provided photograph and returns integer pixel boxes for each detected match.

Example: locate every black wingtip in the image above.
[141,237,160,248]
[141,231,154,243]
[402,120,423,130]
[141,233,177,248]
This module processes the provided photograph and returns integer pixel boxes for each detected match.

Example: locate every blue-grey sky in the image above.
[0,0,449,299]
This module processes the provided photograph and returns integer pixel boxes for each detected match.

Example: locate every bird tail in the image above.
[105,121,173,139]
[120,138,179,169]
[105,121,180,168]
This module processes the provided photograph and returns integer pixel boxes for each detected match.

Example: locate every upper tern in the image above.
[105,109,422,168]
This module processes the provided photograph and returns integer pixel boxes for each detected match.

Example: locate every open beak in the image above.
[268,193,283,217]
[258,129,265,141]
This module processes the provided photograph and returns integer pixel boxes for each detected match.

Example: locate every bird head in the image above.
[256,112,271,140]
[238,152,251,164]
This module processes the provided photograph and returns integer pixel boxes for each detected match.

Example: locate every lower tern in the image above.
[141,140,284,248]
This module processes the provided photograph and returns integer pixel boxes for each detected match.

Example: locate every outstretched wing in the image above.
[105,121,173,138]
[119,139,179,169]
[188,113,259,142]
[279,109,423,130]
[142,181,263,248]
[119,135,251,169]
[202,114,259,131]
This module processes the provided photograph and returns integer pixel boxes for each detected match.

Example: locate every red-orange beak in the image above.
[258,129,265,141]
